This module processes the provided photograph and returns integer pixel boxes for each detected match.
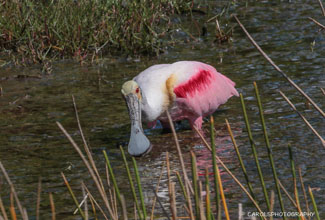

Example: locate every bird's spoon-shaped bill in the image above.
[124,93,151,156]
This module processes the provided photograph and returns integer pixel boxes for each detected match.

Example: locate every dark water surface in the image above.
[0,1,324,219]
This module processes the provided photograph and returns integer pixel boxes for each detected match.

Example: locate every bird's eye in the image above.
[136,88,140,93]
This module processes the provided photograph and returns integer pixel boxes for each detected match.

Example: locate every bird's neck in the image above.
[140,85,170,122]
[140,92,154,122]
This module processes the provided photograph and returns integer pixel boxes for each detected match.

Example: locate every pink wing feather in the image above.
[173,64,238,117]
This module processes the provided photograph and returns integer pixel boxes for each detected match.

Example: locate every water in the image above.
[0,1,324,219]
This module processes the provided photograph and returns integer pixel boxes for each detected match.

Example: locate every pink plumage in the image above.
[134,61,238,131]
[171,62,238,130]
[123,61,239,155]
[174,70,213,98]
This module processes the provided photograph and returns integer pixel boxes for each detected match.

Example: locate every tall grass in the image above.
[54,84,324,219]
[0,0,192,65]
[0,83,322,219]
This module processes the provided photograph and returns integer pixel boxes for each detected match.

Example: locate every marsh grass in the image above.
[0,0,192,66]
[0,9,324,219]
[49,85,325,219]
[0,83,323,219]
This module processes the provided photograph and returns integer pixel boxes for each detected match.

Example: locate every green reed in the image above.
[308,187,320,220]
[103,150,122,208]
[205,168,212,220]
[191,151,200,219]
[0,82,322,219]
[176,171,188,201]
[225,119,256,200]
[209,116,221,219]
[132,157,147,219]
[226,119,263,220]
[288,145,303,220]
[254,82,285,219]
[61,172,86,219]
[240,93,271,211]
[120,146,143,219]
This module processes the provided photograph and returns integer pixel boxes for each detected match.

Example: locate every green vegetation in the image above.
[0,0,192,65]
[0,4,323,219]
[0,83,321,219]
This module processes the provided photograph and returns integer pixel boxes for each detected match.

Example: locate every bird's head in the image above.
[121,80,151,156]
[121,80,142,100]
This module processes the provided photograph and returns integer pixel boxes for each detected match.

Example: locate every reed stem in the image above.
[0,197,8,220]
[166,110,194,220]
[120,195,128,220]
[308,187,320,220]
[240,93,271,210]
[56,122,116,219]
[120,146,143,219]
[73,96,106,192]
[198,181,205,219]
[176,171,188,201]
[309,17,325,29]
[151,162,166,220]
[270,191,275,220]
[61,172,86,219]
[209,116,221,219]
[288,145,303,220]
[205,168,212,220]
[215,159,230,220]
[298,167,310,220]
[254,82,286,219]
[132,157,147,219]
[170,182,178,220]
[191,151,200,219]
[193,126,266,220]
[49,193,56,220]
[279,91,325,147]
[225,119,256,200]
[234,15,325,118]
[10,191,16,220]
[103,151,122,208]
[226,119,263,220]
[166,152,177,220]
[88,194,98,220]
[82,183,109,220]
[278,180,297,208]
[317,0,325,16]
[0,162,27,220]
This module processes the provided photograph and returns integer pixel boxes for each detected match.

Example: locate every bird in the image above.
[121,61,239,156]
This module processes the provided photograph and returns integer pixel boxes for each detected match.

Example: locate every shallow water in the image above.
[0,1,324,219]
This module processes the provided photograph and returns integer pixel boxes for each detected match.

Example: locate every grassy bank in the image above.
[0,0,192,65]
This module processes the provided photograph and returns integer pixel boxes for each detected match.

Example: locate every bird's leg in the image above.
[147,120,157,129]
[189,116,205,137]
[160,120,171,129]
[160,120,172,133]
[188,116,207,151]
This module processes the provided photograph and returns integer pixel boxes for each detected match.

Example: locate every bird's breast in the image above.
[140,74,178,122]
[165,73,177,107]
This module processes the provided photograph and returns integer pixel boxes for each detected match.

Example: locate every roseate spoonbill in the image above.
[121,61,239,156]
